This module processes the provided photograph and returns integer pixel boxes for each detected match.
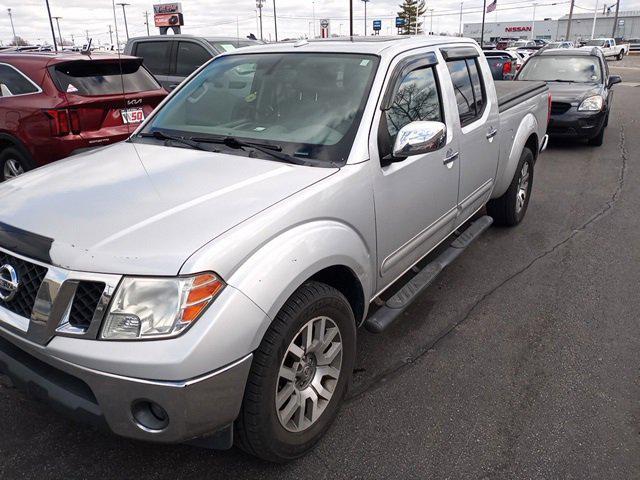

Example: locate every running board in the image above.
[364,216,493,334]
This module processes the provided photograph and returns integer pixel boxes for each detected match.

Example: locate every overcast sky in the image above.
[1,0,639,46]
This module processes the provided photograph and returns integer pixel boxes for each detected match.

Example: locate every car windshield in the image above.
[517,56,602,83]
[208,40,257,52]
[585,40,606,47]
[139,52,379,165]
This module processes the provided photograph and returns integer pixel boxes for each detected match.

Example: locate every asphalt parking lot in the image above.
[1,55,639,480]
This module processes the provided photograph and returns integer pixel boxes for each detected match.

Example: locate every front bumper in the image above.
[547,108,607,139]
[0,328,251,446]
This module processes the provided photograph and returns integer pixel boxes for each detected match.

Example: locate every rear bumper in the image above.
[29,131,131,167]
[0,329,251,446]
[547,108,607,139]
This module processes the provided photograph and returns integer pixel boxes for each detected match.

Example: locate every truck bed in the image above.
[496,80,548,113]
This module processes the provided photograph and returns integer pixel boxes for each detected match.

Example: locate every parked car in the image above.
[544,41,575,49]
[496,37,520,49]
[0,36,549,462]
[627,38,640,53]
[124,35,261,91]
[483,49,519,80]
[581,38,628,60]
[0,52,167,180]
[516,48,620,146]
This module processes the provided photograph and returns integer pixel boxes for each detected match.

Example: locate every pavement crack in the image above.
[347,125,628,404]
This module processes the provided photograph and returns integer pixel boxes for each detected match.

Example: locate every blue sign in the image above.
[373,20,382,31]
[395,17,406,28]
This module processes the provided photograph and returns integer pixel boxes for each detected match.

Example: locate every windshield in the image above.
[585,40,606,47]
[208,40,257,52]
[139,52,379,165]
[517,56,602,83]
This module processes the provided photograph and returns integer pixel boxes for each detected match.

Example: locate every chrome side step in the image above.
[364,215,493,334]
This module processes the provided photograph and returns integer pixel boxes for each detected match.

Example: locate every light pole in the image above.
[144,11,150,36]
[52,16,63,46]
[429,8,434,34]
[273,0,278,42]
[45,0,58,51]
[531,3,537,40]
[256,0,264,41]
[361,0,370,36]
[591,0,598,38]
[459,2,464,37]
[349,0,353,36]
[116,3,130,40]
[312,1,316,38]
[7,8,16,43]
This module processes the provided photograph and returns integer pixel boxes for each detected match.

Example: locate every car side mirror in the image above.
[607,75,622,88]
[392,121,447,160]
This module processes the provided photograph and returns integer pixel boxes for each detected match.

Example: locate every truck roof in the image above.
[228,35,476,58]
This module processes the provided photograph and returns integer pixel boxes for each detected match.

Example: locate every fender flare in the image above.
[492,112,538,199]
[225,220,374,346]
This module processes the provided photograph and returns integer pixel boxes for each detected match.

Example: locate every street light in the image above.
[428,8,434,35]
[531,2,537,40]
[45,0,58,51]
[52,16,63,47]
[273,0,278,42]
[7,8,16,43]
[459,2,464,37]
[312,1,316,38]
[361,0,370,36]
[256,0,264,41]
[116,3,130,40]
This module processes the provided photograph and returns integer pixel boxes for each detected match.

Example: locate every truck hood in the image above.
[547,82,603,104]
[0,142,337,275]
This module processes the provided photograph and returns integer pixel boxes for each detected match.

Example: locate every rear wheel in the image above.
[487,147,534,227]
[0,147,30,181]
[617,51,624,60]
[235,281,356,462]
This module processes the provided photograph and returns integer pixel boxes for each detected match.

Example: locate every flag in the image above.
[487,0,497,13]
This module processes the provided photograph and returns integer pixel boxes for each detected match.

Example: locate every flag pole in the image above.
[481,0,487,46]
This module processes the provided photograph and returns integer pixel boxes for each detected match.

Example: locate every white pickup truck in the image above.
[582,38,629,60]
[0,37,549,462]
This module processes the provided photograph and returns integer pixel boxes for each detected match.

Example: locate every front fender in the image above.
[226,220,374,344]
[492,112,538,198]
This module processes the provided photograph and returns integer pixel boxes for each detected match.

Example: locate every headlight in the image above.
[101,273,224,340]
[578,95,604,111]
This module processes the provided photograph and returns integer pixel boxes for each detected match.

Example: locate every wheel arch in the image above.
[0,132,36,168]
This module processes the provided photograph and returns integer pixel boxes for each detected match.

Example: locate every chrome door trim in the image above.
[380,206,458,276]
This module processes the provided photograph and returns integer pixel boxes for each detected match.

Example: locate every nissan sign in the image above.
[505,26,532,32]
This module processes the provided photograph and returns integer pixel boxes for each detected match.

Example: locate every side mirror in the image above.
[607,75,622,88]
[392,121,447,159]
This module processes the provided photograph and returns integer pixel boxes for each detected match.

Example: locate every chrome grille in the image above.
[0,251,48,318]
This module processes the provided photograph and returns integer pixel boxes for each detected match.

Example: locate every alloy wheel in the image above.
[515,161,530,214]
[275,316,343,433]
[3,159,25,179]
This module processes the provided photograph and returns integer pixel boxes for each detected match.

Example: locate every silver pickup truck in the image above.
[0,37,549,462]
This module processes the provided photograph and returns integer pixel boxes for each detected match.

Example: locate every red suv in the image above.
[0,52,167,180]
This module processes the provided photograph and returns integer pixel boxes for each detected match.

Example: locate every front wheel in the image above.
[235,281,356,462]
[617,51,624,60]
[487,147,534,227]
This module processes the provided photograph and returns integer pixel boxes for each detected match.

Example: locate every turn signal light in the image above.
[181,273,225,323]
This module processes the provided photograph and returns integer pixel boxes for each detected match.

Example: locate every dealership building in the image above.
[463,10,640,43]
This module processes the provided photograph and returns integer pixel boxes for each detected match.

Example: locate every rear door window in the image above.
[51,60,160,96]
[446,58,486,127]
[176,42,211,76]
[0,64,40,96]
[134,41,172,76]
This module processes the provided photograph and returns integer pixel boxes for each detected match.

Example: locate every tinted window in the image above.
[176,42,211,76]
[51,60,160,96]
[134,41,171,76]
[208,41,257,53]
[446,58,485,126]
[517,56,602,83]
[385,67,442,138]
[0,64,39,96]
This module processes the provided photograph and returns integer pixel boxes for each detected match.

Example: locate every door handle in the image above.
[486,127,498,140]
[443,151,459,166]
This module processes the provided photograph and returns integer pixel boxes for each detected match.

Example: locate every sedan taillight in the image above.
[503,60,513,76]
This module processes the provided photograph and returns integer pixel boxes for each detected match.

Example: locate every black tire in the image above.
[235,281,356,463]
[0,146,31,181]
[588,124,605,146]
[617,51,623,61]
[487,147,534,227]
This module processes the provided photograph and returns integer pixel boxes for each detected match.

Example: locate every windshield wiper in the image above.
[547,79,576,83]
[139,130,218,153]
[191,136,315,166]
